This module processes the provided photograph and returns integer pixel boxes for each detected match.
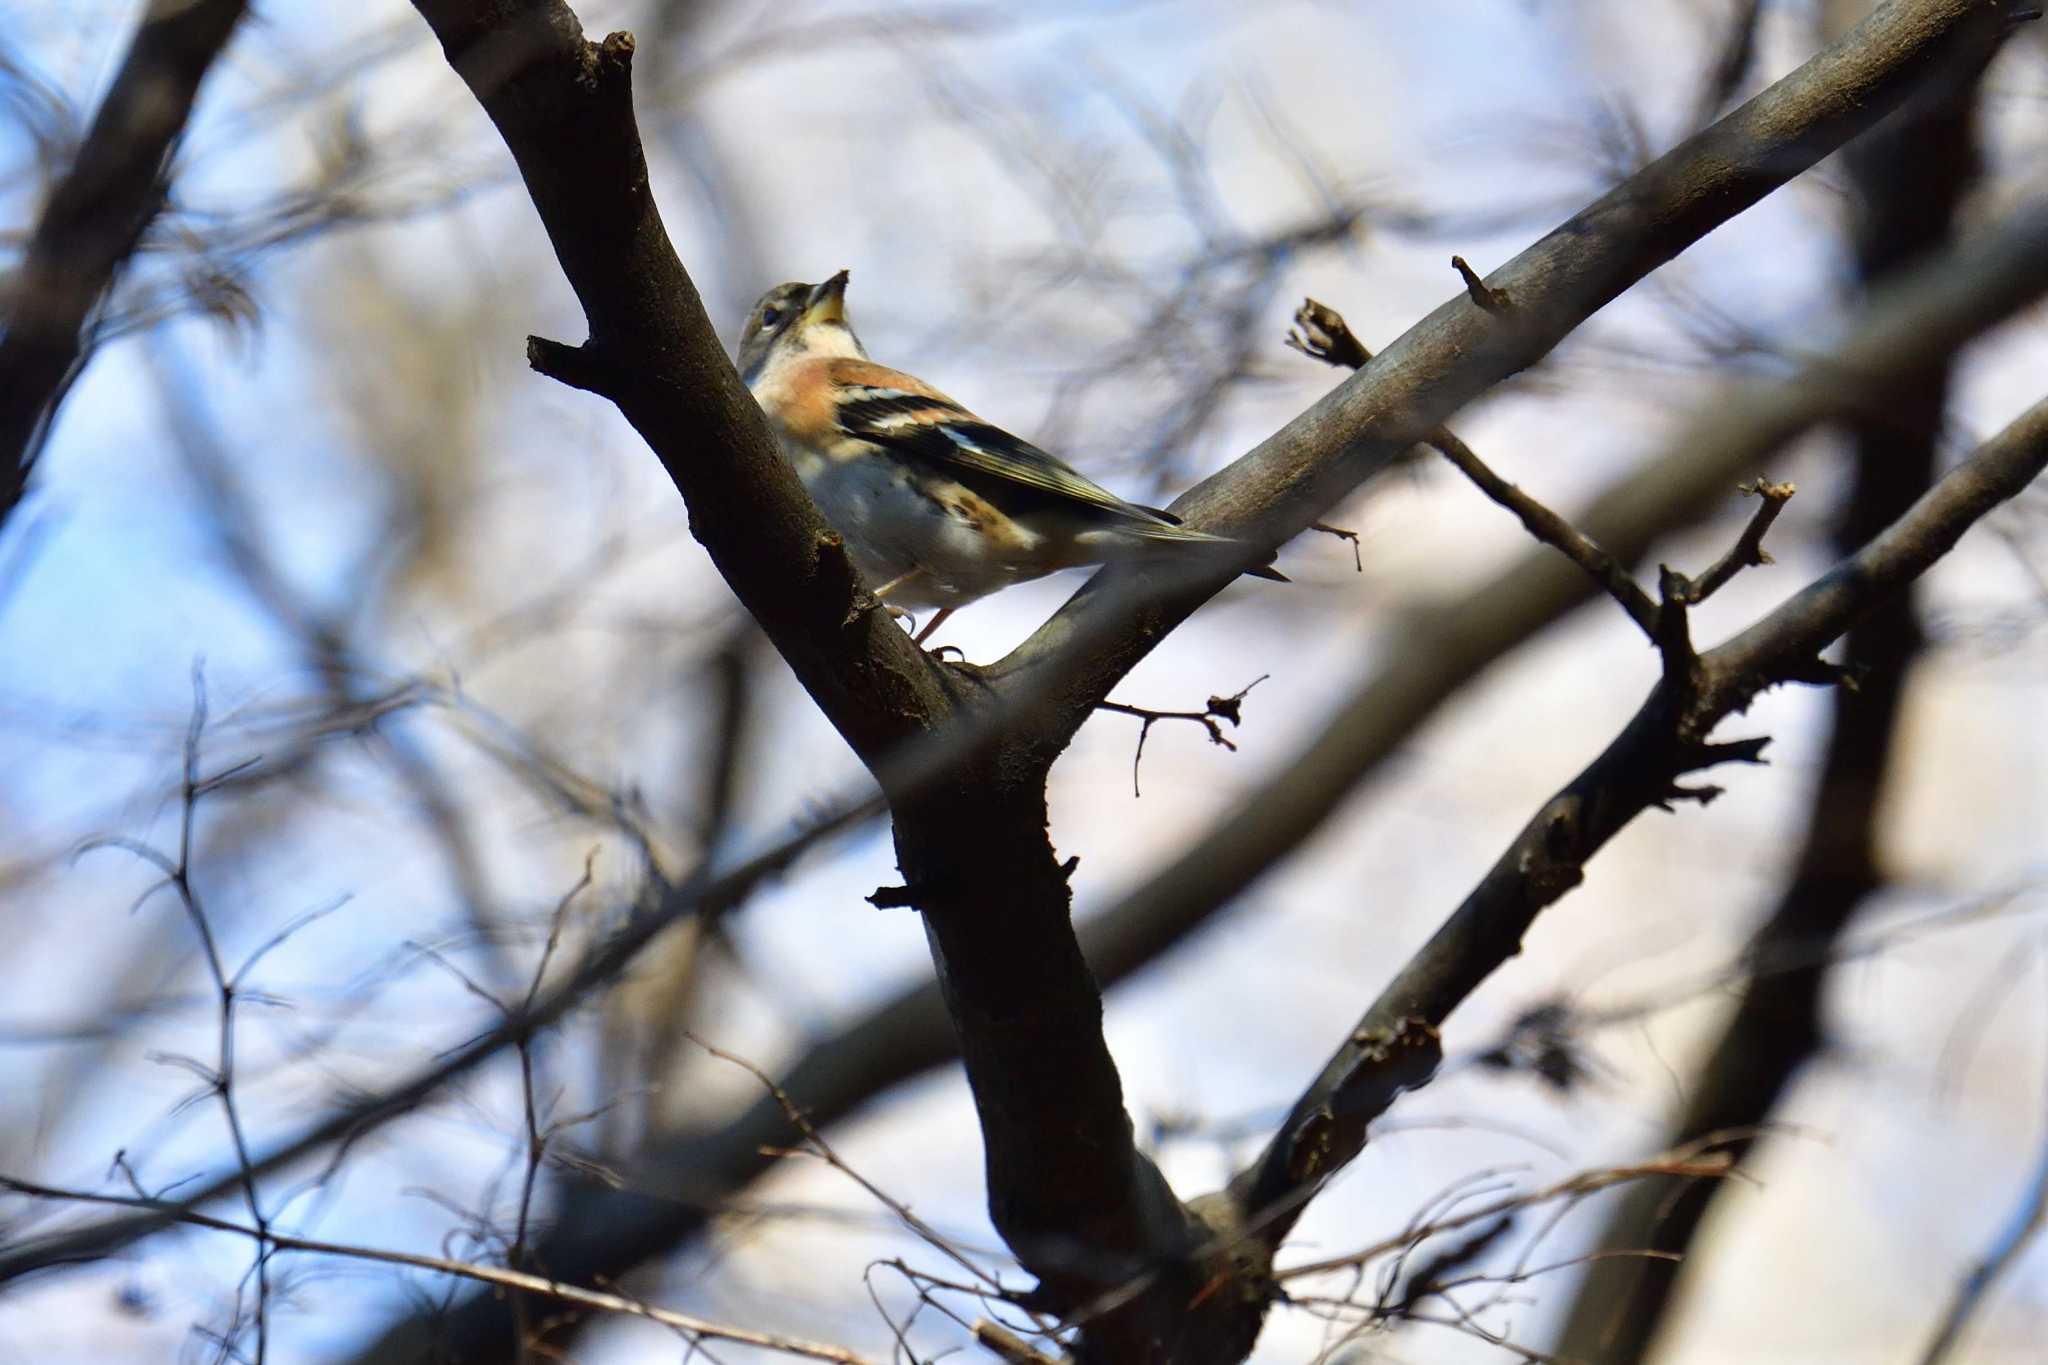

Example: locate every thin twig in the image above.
[77,665,275,1360]
[0,1174,880,1365]
[1277,1143,1737,1282]
[1096,675,1267,797]
[1915,974,2048,1365]
[5,789,884,1285]
[1286,298,1660,636]
[974,1318,1068,1365]
[508,853,596,1362]
[683,1031,1005,1292]
[1666,477,1796,604]
[1431,425,1661,637]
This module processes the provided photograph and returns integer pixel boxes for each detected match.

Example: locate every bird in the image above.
[736,269,1284,645]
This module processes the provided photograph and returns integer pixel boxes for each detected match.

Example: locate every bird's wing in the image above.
[822,358,1168,524]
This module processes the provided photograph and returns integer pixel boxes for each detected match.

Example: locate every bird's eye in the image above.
[760,304,785,328]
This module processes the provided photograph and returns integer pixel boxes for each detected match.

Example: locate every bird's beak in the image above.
[804,269,850,326]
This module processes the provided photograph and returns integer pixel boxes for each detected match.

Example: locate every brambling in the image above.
[736,270,1284,643]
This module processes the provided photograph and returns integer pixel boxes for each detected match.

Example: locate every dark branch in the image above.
[403,7,1193,1341]
[1234,388,2048,1256]
[1666,477,1796,605]
[1554,56,1990,1356]
[0,0,249,529]
[1285,297,1661,637]
[1096,675,1266,798]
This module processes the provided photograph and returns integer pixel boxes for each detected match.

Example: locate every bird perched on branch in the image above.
[737,270,1284,644]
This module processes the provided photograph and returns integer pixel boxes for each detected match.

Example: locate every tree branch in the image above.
[0,0,249,529]
[1552,53,1988,1358]
[1233,387,2048,1256]
[1096,676,1266,798]
[1667,478,1796,606]
[983,181,2048,1290]
[1283,297,1662,637]
[0,1174,883,1365]
[403,8,1194,1343]
[985,0,2033,750]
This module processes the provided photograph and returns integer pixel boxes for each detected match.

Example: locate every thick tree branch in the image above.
[986,0,2031,747]
[1020,186,2048,1285]
[0,0,249,529]
[403,7,1193,1343]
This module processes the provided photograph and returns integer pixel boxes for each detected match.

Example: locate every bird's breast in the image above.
[792,453,1054,606]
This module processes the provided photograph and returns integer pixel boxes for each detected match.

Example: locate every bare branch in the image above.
[1096,676,1266,798]
[1666,478,1797,605]
[0,1174,882,1365]
[1285,297,1661,637]
[0,793,882,1285]
[1234,387,2048,1255]
[1275,1143,1740,1283]
[74,666,280,1358]
[0,0,249,528]
[404,14,1199,1343]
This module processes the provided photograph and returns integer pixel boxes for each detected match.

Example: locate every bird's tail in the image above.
[1107,504,1288,582]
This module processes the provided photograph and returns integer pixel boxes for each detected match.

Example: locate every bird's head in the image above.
[737,269,862,384]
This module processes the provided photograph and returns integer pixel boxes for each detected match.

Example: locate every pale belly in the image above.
[789,445,1051,609]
